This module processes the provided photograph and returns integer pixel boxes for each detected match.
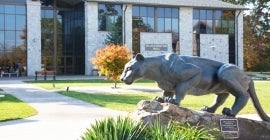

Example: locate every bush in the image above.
[81,117,218,140]
[81,117,147,140]
[91,44,132,88]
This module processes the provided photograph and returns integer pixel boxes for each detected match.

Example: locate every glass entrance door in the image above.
[41,1,85,75]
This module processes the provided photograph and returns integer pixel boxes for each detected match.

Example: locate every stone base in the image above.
[128,100,270,140]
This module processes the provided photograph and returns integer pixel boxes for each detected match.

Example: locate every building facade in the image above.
[0,0,246,76]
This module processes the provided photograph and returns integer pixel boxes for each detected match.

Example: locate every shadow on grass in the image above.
[0,94,22,103]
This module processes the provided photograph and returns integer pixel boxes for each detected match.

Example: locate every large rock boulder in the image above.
[128,100,270,140]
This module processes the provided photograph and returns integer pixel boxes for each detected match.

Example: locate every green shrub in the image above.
[81,117,218,140]
[81,116,147,140]
[144,119,217,140]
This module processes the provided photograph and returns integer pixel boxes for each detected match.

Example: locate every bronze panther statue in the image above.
[120,53,270,122]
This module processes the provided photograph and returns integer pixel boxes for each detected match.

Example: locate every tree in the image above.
[91,44,132,88]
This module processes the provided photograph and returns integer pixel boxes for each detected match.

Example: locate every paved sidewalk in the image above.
[0,80,127,140]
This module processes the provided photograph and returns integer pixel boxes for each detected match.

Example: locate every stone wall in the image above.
[236,10,244,69]
[85,2,99,75]
[179,7,193,56]
[123,4,133,51]
[140,33,172,57]
[200,34,229,63]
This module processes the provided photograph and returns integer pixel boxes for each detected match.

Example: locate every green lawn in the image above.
[0,94,37,122]
[25,79,155,90]
[29,79,270,114]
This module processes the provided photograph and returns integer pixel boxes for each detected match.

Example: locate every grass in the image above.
[59,91,155,112]
[30,79,270,114]
[0,94,37,122]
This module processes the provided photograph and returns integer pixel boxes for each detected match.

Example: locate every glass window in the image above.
[206,10,213,20]
[193,9,235,34]
[172,18,178,33]
[0,14,4,30]
[133,6,139,16]
[165,8,171,18]
[206,10,213,33]
[16,30,24,46]
[133,6,178,33]
[222,20,228,33]
[172,8,179,18]
[98,4,122,31]
[228,20,235,34]
[157,18,164,32]
[5,31,16,50]
[98,4,105,15]
[165,18,172,32]
[16,15,26,30]
[147,17,154,32]
[0,31,4,49]
[215,19,222,33]
[0,5,4,13]
[114,5,122,15]
[42,10,53,18]
[206,20,213,33]
[193,9,200,19]
[16,6,25,14]
[5,5,15,14]
[5,15,15,30]
[200,10,206,19]
[193,19,199,33]
[148,7,154,17]
[216,10,222,20]
[14,0,26,2]
[140,6,147,17]
[132,6,179,54]
[157,8,164,18]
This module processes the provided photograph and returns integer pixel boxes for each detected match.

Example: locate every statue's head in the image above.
[120,53,145,84]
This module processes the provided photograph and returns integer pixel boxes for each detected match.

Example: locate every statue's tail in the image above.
[248,80,270,122]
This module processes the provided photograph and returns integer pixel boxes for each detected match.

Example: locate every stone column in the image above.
[123,4,132,51]
[26,0,41,76]
[236,10,244,69]
[85,2,98,75]
[179,7,193,55]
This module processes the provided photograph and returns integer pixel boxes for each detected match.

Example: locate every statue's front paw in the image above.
[201,106,215,113]
[222,107,236,117]
[164,98,179,105]
[153,96,164,103]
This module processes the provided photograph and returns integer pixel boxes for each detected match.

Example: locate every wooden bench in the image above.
[35,70,56,80]
[1,72,19,78]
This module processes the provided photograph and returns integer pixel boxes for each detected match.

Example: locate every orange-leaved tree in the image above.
[91,44,132,88]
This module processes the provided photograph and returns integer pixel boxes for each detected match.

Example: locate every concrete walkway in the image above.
[0,79,127,140]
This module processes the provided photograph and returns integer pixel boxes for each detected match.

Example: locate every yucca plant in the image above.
[143,119,185,140]
[175,123,218,140]
[81,116,147,140]
[144,120,217,140]
[81,117,219,140]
